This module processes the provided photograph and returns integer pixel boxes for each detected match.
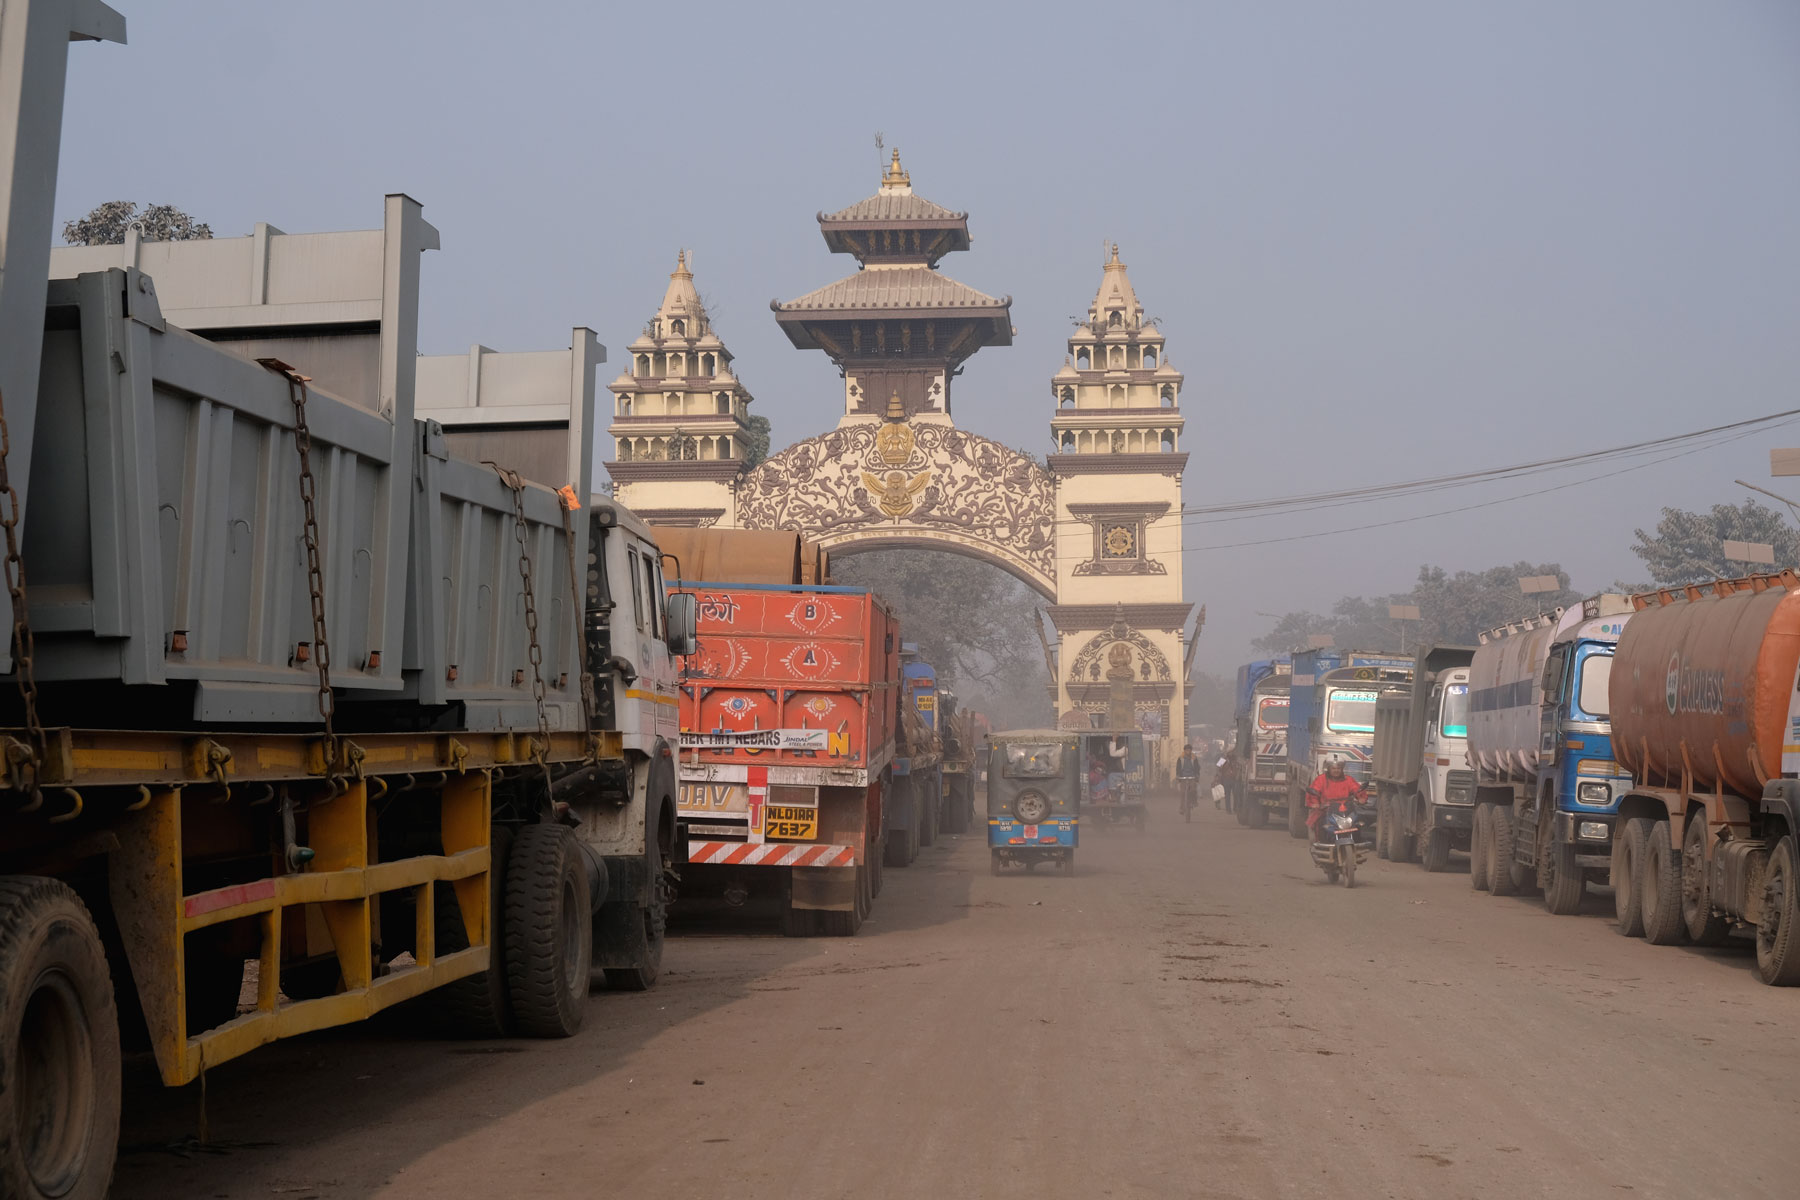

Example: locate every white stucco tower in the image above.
[603,252,753,525]
[1046,245,1194,740]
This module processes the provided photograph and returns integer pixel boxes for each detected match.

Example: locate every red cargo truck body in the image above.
[672,581,899,933]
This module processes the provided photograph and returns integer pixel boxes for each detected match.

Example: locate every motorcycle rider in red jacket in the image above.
[1305,758,1368,840]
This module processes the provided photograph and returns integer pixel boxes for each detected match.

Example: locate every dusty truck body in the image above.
[672,581,899,936]
[1607,572,1800,983]
[1467,596,1632,912]
[936,689,975,835]
[1284,651,1414,838]
[1373,646,1475,871]
[0,9,689,1194]
[888,649,944,863]
[1232,658,1290,828]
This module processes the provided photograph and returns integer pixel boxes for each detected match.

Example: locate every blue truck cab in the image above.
[887,647,945,864]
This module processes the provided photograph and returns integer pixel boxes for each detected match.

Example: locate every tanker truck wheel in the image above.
[1542,839,1585,917]
[1486,808,1517,894]
[1469,807,1491,891]
[504,824,592,1038]
[1612,817,1650,938]
[1640,820,1689,947]
[1681,815,1730,945]
[1755,836,1800,985]
[0,876,121,1200]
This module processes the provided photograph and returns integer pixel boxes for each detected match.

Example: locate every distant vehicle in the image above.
[893,648,946,859]
[1079,729,1148,831]
[987,731,1081,875]
[1231,657,1291,829]
[1373,646,1477,871]
[1285,651,1414,838]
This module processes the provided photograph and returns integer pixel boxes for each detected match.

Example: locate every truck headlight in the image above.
[1445,785,1471,803]
[1578,821,1609,840]
[1577,782,1610,805]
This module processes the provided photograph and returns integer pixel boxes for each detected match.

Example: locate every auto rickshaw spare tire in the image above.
[504,824,591,1038]
[1012,790,1050,825]
[0,875,122,1200]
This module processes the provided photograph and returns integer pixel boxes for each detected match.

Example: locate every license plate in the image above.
[764,804,817,841]
[680,782,748,815]
[1023,824,1038,839]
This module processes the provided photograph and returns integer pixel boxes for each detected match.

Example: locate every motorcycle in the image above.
[1309,801,1373,888]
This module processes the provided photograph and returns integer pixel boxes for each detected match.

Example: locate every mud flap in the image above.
[789,864,857,912]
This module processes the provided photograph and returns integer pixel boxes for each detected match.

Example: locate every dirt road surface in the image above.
[113,800,1800,1199]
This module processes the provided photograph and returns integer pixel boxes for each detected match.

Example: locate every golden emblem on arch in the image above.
[875,418,915,466]
[861,469,931,519]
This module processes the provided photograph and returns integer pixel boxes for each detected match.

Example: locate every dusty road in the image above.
[114,799,1800,1199]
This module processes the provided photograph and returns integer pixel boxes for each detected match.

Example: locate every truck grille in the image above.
[1254,757,1285,780]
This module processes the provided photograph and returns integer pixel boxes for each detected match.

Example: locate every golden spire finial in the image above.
[883,148,910,188]
[886,392,905,420]
[1109,242,1120,264]
[674,248,690,275]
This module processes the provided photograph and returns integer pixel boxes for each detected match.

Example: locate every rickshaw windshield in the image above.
[1003,743,1064,779]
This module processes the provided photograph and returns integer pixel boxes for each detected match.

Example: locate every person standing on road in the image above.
[1175,743,1201,814]
[1304,757,1367,841]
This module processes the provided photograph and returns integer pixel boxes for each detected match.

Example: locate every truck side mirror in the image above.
[664,591,698,656]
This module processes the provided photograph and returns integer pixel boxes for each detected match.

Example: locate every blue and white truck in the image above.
[1467,595,1634,912]
[1284,650,1415,838]
[1231,657,1291,828]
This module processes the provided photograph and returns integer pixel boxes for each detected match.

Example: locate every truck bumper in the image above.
[687,841,856,868]
[1433,804,1474,830]
[1249,785,1285,807]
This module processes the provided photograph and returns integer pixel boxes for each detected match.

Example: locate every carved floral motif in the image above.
[736,421,1056,580]
[1067,609,1173,683]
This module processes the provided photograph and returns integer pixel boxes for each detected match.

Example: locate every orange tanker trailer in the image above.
[1609,570,1800,984]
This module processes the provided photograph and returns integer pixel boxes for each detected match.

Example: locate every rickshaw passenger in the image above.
[1088,756,1110,804]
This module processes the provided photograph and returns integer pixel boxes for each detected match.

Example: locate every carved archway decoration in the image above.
[736,420,1057,597]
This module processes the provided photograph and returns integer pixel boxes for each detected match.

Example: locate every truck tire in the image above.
[1422,827,1450,875]
[884,821,915,868]
[1542,840,1585,916]
[1681,814,1730,946]
[1235,791,1251,826]
[1375,796,1391,860]
[944,780,969,836]
[1755,835,1800,985]
[1287,791,1307,839]
[1246,796,1267,829]
[600,833,668,993]
[0,876,121,1200]
[1391,801,1416,865]
[426,825,513,1038]
[1488,807,1517,895]
[1640,821,1689,946]
[1469,806,1491,891]
[504,824,591,1038]
[920,782,938,848]
[1612,817,1650,938]
[868,839,884,898]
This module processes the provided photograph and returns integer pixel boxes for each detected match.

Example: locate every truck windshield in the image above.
[1574,651,1612,720]
[1003,743,1063,778]
[1256,698,1288,729]
[1440,684,1470,738]
[1325,689,1378,733]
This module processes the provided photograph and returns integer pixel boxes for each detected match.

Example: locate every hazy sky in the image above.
[54,1,1800,673]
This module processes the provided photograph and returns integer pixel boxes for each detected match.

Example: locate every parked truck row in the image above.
[1238,576,1800,986]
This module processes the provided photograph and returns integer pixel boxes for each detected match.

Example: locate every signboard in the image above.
[678,728,829,751]
[1723,540,1775,565]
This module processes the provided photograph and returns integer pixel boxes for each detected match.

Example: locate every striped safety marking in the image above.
[687,841,856,868]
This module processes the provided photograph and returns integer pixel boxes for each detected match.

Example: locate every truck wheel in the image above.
[1422,827,1451,875]
[883,823,914,868]
[1640,821,1689,946]
[1391,802,1415,865]
[428,825,513,1037]
[504,824,591,1038]
[990,851,1003,877]
[600,834,668,993]
[1681,814,1730,946]
[868,840,884,898]
[1543,841,1585,916]
[1469,807,1491,890]
[1246,797,1267,829]
[945,781,969,836]
[920,786,938,848]
[1755,836,1800,985]
[816,870,866,937]
[1235,792,1250,826]
[0,876,121,1200]
[1287,792,1307,839]
[1612,817,1650,937]
[1487,808,1517,894]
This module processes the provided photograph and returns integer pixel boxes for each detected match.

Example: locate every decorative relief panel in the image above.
[736,420,1056,583]
[1066,611,1173,684]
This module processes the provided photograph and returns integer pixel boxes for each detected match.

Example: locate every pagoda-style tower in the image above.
[1045,245,1192,740]
[603,251,753,525]
[773,150,1013,425]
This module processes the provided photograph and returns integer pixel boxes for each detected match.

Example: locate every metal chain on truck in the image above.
[487,465,551,771]
[0,387,46,799]
[259,360,338,775]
